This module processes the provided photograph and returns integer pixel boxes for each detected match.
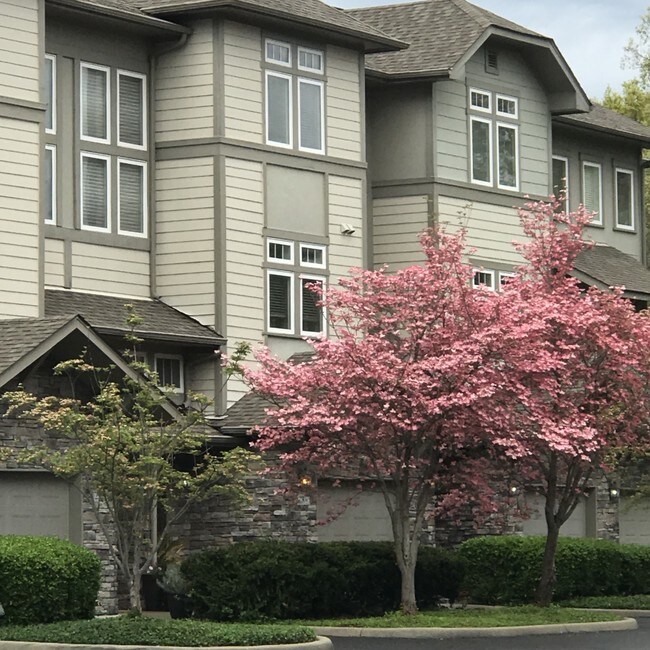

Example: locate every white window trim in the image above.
[499,271,516,288]
[267,238,294,264]
[299,243,327,269]
[615,168,635,231]
[45,144,56,225]
[117,69,147,151]
[552,155,570,205]
[472,268,496,291]
[80,61,111,145]
[496,122,519,191]
[80,151,111,233]
[265,70,293,149]
[265,39,292,67]
[117,158,147,238]
[496,93,518,119]
[267,269,295,335]
[45,54,56,135]
[297,46,324,74]
[297,77,325,154]
[154,353,184,393]
[470,115,493,187]
[469,87,491,113]
[300,273,326,337]
[582,161,603,225]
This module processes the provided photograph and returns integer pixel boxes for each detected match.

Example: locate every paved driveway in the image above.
[329,617,650,650]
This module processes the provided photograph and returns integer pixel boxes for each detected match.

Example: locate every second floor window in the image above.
[582,161,602,225]
[615,168,634,231]
[265,39,325,154]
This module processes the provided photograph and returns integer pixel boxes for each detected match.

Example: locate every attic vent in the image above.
[485,50,498,74]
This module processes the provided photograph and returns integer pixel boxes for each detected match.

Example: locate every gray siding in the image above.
[44,238,65,287]
[155,157,216,325]
[223,21,263,144]
[434,79,467,184]
[372,195,429,270]
[155,19,214,143]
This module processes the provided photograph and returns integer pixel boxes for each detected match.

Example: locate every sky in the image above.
[335,0,648,99]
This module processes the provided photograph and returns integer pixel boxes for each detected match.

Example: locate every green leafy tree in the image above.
[3,309,256,611]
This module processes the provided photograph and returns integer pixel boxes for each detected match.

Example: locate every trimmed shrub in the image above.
[0,536,100,624]
[459,535,650,604]
[182,541,463,620]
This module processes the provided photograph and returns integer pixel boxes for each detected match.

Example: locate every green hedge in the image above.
[459,536,650,604]
[0,536,100,624]
[182,541,464,621]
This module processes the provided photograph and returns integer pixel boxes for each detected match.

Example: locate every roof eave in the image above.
[95,326,225,347]
[572,269,650,302]
[553,117,650,146]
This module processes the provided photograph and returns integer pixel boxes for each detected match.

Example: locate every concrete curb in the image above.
[313,617,638,638]
[576,608,650,618]
[0,638,333,650]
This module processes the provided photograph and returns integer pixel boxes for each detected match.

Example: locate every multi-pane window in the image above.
[552,155,569,211]
[615,168,634,230]
[44,145,56,225]
[118,71,146,149]
[265,39,325,154]
[469,88,519,191]
[45,54,56,134]
[154,355,184,392]
[81,153,110,231]
[267,239,326,336]
[582,162,602,225]
[472,269,495,291]
[81,62,110,143]
[118,159,146,236]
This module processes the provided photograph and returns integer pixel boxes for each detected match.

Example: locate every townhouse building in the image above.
[0,0,649,610]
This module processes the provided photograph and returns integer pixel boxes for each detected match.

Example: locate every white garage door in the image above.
[619,497,650,545]
[520,492,587,537]
[0,472,72,539]
[317,485,393,542]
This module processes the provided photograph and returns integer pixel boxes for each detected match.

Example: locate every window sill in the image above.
[613,226,637,234]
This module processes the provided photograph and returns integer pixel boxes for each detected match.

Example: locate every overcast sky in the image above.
[336,0,648,99]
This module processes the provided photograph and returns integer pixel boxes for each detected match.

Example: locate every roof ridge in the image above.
[447,0,486,29]
[345,0,429,12]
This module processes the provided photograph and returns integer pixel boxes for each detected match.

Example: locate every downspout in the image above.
[148,32,190,299]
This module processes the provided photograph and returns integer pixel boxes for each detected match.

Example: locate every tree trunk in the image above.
[535,523,560,606]
[398,555,418,615]
[129,570,143,612]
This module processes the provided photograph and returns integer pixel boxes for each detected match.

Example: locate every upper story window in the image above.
[469,87,519,191]
[45,54,56,134]
[266,238,327,337]
[118,71,146,149]
[552,155,569,211]
[155,354,184,393]
[264,38,325,155]
[615,168,635,231]
[81,62,110,144]
[582,161,602,225]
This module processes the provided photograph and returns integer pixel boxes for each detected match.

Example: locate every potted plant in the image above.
[157,564,191,619]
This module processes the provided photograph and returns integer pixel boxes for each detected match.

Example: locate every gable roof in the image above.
[574,246,650,301]
[555,104,650,145]
[45,290,224,347]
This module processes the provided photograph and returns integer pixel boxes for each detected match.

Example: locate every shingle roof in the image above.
[0,316,75,377]
[575,245,650,298]
[44,290,224,346]
[136,0,406,51]
[346,0,543,77]
[555,104,650,145]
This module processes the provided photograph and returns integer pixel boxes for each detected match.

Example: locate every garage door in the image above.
[317,485,393,542]
[619,497,650,545]
[0,472,73,539]
[520,492,588,537]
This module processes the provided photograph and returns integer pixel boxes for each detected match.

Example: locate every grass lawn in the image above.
[561,595,650,610]
[0,617,317,647]
[290,606,622,628]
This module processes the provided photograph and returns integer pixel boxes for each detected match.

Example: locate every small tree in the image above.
[3,315,256,611]
[247,229,520,614]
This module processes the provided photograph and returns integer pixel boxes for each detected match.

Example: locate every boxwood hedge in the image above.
[0,535,100,624]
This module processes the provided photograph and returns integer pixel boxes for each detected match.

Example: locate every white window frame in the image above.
[582,161,603,225]
[154,353,184,393]
[265,70,293,149]
[117,158,147,238]
[470,116,493,187]
[615,168,635,231]
[117,69,147,151]
[297,47,324,74]
[45,54,56,135]
[469,88,491,113]
[80,61,111,145]
[267,238,294,264]
[499,271,516,289]
[299,243,327,269]
[496,94,518,119]
[297,77,325,154]
[267,269,295,335]
[44,144,56,225]
[472,268,496,291]
[80,151,111,233]
[300,273,326,337]
[496,122,519,191]
[552,155,570,206]
[265,39,292,67]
